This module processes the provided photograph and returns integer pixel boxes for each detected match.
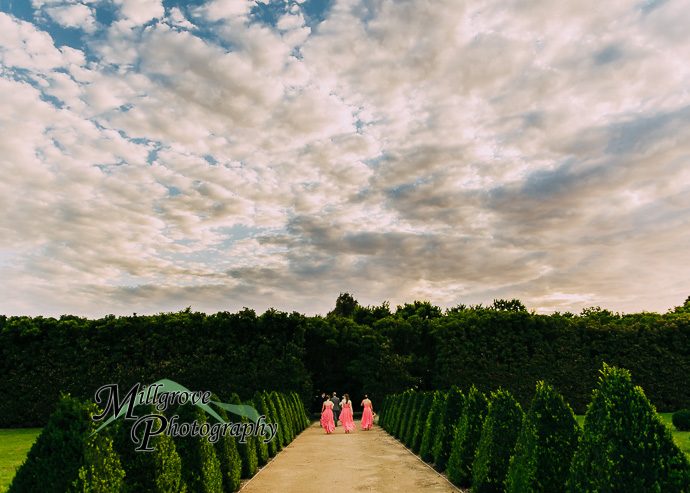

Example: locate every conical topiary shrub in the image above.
[419,391,446,462]
[172,403,223,492]
[110,403,184,493]
[412,392,434,453]
[229,394,258,479]
[251,393,269,466]
[566,364,690,492]
[472,388,523,493]
[253,392,277,458]
[403,392,424,447]
[433,386,465,471]
[210,395,242,492]
[8,395,125,493]
[270,392,292,446]
[447,385,488,487]
[263,391,283,452]
[505,381,580,493]
[394,392,413,439]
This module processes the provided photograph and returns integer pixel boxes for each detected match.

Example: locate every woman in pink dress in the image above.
[321,395,335,434]
[360,395,374,430]
[339,394,356,433]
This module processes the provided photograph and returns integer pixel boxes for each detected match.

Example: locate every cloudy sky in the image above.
[1,0,688,318]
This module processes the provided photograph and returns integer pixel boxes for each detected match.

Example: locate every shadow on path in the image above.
[240,421,466,492]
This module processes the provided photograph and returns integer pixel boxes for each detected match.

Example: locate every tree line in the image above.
[1,295,690,427]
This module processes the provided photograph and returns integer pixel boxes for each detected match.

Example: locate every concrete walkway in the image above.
[240,421,466,492]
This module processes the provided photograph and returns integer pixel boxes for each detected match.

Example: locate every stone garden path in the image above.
[239,421,466,492]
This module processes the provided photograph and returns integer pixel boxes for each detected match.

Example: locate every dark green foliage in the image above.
[566,364,690,492]
[505,381,580,493]
[412,392,435,453]
[672,410,690,431]
[271,392,293,445]
[403,392,424,447]
[290,392,309,430]
[447,386,488,487]
[151,433,185,493]
[282,393,298,438]
[229,394,258,479]
[74,433,126,493]
[419,391,446,462]
[328,292,358,318]
[210,396,242,493]
[251,394,269,466]
[111,404,184,493]
[253,393,276,458]
[3,300,690,428]
[394,392,413,439]
[8,395,125,493]
[263,391,283,452]
[172,404,223,493]
[472,389,523,493]
[433,386,465,471]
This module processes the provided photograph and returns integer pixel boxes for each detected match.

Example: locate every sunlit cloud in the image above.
[1,0,689,317]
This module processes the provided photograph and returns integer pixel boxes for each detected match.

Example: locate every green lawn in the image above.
[575,413,690,456]
[0,429,42,493]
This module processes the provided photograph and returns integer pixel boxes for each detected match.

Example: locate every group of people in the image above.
[319,392,374,434]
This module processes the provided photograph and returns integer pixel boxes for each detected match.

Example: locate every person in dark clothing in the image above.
[331,392,341,427]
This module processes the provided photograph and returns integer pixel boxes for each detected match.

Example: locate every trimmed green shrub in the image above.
[419,391,446,462]
[394,392,413,439]
[403,392,424,447]
[251,394,269,466]
[253,393,277,458]
[229,394,258,479]
[433,386,465,471]
[505,381,580,493]
[172,403,223,493]
[271,392,293,445]
[447,386,488,487]
[472,389,523,493]
[111,404,184,493]
[263,391,283,452]
[8,395,125,493]
[412,392,434,453]
[672,409,690,431]
[278,394,295,441]
[379,396,391,428]
[289,392,308,430]
[210,395,242,492]
[566,364,690,492]
[74,433,126,493]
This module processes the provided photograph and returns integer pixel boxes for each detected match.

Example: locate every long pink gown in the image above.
[321,403,335,433]
[361,402,374,430]
[339,402,356,432]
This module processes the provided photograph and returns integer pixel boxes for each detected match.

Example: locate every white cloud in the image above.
[113,0,164,26]
[45,3,97,33]
[1,0,689,317]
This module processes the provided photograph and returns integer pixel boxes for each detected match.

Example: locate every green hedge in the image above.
[447,386,488,487]
[566,364,690,492]
[4,302,690,427]
[472,389,523,493]
[419,391,446,462]
[672,410,690,431]
[505,381,579,493]
[433,386,464,471]
[8,395,125,493]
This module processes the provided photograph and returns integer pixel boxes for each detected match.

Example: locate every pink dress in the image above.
[321,402,335,433]
[339,402,356,432]
[361,402,373,430]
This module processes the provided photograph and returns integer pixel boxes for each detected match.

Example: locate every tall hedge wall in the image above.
[2,298,690,426]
